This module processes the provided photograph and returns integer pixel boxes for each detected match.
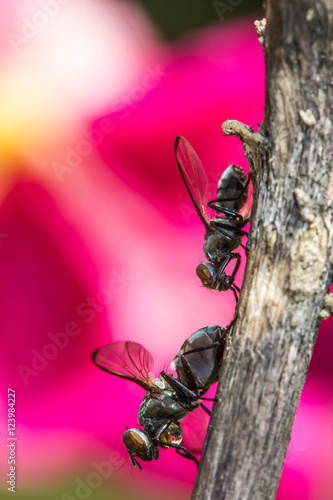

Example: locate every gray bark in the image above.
[192,1,333,498]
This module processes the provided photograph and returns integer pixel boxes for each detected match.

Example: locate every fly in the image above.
[175,136,252,302]
[92,323,233,469]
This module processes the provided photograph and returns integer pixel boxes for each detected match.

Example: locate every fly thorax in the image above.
[160,391,189,421]
[204,231,220,263]
[137,395,162,429]
[204,218,241,261]
[138,390,187,428]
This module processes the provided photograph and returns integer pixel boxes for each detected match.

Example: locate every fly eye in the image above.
[197,263,212,279]
[196,263,216,286]
[123,429,148,453]
[123,429,156,464]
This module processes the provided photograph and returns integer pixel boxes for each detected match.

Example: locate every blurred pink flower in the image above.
[0,4,332,499]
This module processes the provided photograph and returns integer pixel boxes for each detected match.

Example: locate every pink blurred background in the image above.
[0,1,332,499]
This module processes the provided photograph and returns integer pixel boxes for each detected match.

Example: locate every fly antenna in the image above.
[115,457,130,472]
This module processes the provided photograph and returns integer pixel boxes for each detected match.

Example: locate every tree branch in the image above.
[192,1,333,498]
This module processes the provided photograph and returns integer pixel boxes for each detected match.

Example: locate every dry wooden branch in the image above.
[192,1,333,498]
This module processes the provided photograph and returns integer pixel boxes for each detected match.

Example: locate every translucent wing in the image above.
[181,405,210,455]
[92,341,155,391]
[175,136,212,228]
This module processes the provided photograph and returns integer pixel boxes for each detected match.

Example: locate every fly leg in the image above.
[231,284,241,303]
[210,220,247,250]
[200,402,212,415]
[160,371,217,409]
[131,457,142,470]
[174,445,200,467]
[156,439,200,467]
[215,253,241,301]
[160,371,200,404]
[207,202,243,222]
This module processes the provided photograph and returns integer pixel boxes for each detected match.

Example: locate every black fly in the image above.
[175,136,252,302]
[92,323,232,469]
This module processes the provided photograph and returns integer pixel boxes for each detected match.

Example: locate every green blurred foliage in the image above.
[1,471,188,500]
[138,0,263,39]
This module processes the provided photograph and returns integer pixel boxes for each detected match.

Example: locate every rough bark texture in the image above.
[192,1,333,499]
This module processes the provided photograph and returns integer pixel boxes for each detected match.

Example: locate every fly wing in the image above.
[92,341,154,391]
[175,136,212,228]
[181,405,210,455]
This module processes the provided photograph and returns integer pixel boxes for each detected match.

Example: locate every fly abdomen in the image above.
[216,164,248,213]
[172,325,228,392]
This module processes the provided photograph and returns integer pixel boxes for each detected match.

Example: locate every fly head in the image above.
[122,428,158,468]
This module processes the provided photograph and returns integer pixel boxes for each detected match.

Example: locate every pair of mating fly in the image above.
[93,136,252,469]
